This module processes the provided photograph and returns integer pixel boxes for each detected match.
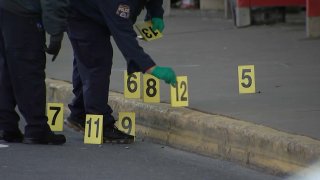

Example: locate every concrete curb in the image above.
[46,78,320,175]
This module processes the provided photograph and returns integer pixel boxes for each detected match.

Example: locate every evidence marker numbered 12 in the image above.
[84,114,103,144]
[124,71,141,99]
[238,65,256,94]
[171,76,189,107]
[47,103,64,131]
[116,112,135,140]
[143,74,160,103]
[135,21,163,41]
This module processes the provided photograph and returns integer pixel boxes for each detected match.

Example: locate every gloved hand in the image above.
[45,33,64,62]
[151,17,165,33]
[150,66,177,86]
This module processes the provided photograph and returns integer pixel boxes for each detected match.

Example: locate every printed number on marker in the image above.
[135,21,163,41]
[143,74,160,103]
[47,103,64,131]
[84,115,103,144]
[124,71,141,98]
[117,112,135,138]
[171,76,189,107]
[238,65,256,94]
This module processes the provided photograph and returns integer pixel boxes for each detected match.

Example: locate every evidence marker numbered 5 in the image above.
[238,65,256,94]
[47,103,64,131]
[135,21,163,41]
[171,76,189,107]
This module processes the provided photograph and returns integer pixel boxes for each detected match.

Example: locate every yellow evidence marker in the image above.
[124,71,141,99]
[143,74,160,103]
[238,65,256,94]
[171,76,189,107]
[116,112,135,140]
[135,21,163,41]
[84,114,103,144]
[47,103,64,131]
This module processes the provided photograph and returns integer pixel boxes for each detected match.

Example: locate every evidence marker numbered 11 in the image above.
[170,76,189,107]
[238,65,256,94]
[124,71,141,99]
[84,114,103,144]
[47,103,64,131]
[135,21,163,41]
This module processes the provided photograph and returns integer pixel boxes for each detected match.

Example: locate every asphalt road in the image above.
[0,127,283,180]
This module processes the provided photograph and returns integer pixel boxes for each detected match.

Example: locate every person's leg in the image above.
[1,10,65,145]
[67,10,115,127]
[65,58,86,131]
[0,9,23,142]
[67,9,133,143]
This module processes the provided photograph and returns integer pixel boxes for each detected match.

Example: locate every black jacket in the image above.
[0,0,69,35]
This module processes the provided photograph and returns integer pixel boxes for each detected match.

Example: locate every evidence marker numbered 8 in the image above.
[143,74,160,103]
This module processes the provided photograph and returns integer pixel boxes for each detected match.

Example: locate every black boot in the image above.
[65,116,85,133]
[103,125,134,144]
[0,130,23,143]
[23,131,66,145]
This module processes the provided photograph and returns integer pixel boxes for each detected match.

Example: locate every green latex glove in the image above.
[151,66,177,86]
[151,18,165,32]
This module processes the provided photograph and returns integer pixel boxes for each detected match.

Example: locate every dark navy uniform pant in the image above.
[67,10,116,126]
[0,9,51,136]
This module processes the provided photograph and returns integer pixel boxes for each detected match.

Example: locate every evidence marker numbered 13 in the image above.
[238,65,256,94]
[116,112,135,140]
[84,114,103,144]
[124,71,141,99]
[143,74,160,103]
[135,21,163,41]
[47,103,64,131]
[171,76,189,107]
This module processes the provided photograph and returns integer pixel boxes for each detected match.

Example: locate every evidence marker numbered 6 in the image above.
[124,71,141,99]
[47,103,64,131]
[143,74,160,103]
[116,112,135,140]
[238,65,256,94]
[171,76,189,107]
[84,114,103,144]
[135,21,163,41]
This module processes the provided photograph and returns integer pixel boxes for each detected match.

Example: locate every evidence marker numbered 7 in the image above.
[238,65,256,94]
[47,103,64,131]
[135,21,163,41]
[171,76,189,107]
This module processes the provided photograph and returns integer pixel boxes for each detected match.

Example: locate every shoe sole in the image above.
[23,139,65,145]
[104,138,134,144]
[64,120,85,134]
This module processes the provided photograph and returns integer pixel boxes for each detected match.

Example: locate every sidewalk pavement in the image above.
[46,10,320,175]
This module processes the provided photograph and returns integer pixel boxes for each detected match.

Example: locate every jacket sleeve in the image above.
[99,1,156,74]
[145,0,164,20]
[40,0,69,35]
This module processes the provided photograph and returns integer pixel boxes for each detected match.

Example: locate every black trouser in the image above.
[67,10,115,127]
[0,9,51,137]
